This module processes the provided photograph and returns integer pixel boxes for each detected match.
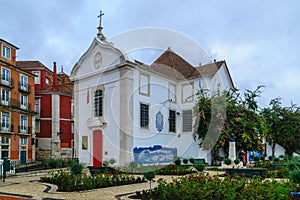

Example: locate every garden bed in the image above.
[226,168,266,177]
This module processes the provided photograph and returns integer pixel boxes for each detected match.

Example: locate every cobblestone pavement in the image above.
[0,174,179,200]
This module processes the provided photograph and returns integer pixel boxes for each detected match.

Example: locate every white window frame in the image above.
[140,103,149,129]
[94,89,103,117]
[32,71,40,84]
[35,120,40,133]
[181,82,194,103]
[139,73,150,96]
[20,138,27,145]
[1,67,10,85]
[2,44,11,59]
[168,83,176,103]
[20,115,28,134]
[1,112,10,132]
[20,75,28,91]
[20,94,28,110]
[169,109,176,133]
[34,98,40,117]
[1,88,9,106]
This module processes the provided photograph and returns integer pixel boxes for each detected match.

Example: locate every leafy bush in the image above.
[260,156,265,161]
[69,161,83,175]
[183,158,189,165]
[133,174,297,200]
[45,158,61,169]
[288,156,300,170]
[234,158,240,165]
[290,169,300,184]
[40,170,146,192]
[223,158,232,165]
[194,163,205,172]
[174,158,181,166]
[189,158,195,164]
[273,157,280,162]
[156,165,196,175]
[268,156,273,161]
[279,155,284,159]
[253,156,260,162]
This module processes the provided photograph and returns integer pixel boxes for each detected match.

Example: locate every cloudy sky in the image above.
[1,0,299,107]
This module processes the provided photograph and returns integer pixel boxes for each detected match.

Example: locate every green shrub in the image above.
[260,156,265,161]
[189,158,195,164]
[69,161,84,175]
[268,156,273,161]
[288,156,300,170]
[109,158,116,165]
[279,155,284,159]
[45,158,61,169]
[133,174,297,200]
[290,169,300,184]
[194,163,205,172]
[223,158,231,165]
[183,158,189,165]
[273,157,280,162]
[253,156,260,162]
[234,158,240,165]
[174,158,181,166]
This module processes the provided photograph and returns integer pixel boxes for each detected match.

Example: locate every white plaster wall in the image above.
[265,143,286,158]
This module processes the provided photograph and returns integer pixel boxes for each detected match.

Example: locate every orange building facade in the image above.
[0,38,35,164]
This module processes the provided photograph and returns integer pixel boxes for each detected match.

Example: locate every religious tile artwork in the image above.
[133,145,177,164]
[248,151,261,162]
[156,111,164,132]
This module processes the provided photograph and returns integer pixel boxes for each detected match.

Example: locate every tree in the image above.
[193,86,267,165]
[262,99,300,156]
[261,98,300,156]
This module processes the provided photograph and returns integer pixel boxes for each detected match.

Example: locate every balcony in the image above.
[18,83,31,94]
[0,124,14,133]
[0,98,34,114]
[0,78,14,88]
[18,126,32,135]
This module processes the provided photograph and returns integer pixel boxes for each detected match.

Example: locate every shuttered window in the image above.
[182,110,192,132]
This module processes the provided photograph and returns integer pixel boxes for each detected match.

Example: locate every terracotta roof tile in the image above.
[136,48,226,81]
[16,60,45,68]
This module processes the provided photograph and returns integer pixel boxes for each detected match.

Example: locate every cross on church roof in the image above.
[98,10,105,28]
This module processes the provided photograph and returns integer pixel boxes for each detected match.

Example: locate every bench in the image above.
[270,164,287,170]
[226,168,266,177]
[87,166,117,177]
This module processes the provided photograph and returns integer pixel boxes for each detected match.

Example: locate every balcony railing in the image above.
[0,78,14,88]
[18,83,31,94]
[0,98,33,113]
[18,126,32,134]
[0,124,14,133]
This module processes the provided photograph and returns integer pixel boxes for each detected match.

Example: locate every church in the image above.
[70,18,235,166]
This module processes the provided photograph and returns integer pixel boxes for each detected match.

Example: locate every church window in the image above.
[140,103,149,129]
[182,82,194,102]
[168,83,176,103]
[169,110,176,133]
[94,89,103,117]
[182,110,193,132]
[139,73,150,96]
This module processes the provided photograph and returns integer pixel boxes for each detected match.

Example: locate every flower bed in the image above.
[40,170,146,192]
[132,174,297,200]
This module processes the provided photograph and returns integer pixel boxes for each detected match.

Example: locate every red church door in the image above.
[93,130,103,166]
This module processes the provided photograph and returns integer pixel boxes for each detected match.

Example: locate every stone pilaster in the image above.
[119,66,134,165]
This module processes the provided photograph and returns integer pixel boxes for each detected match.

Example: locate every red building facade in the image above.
[17,61,74,159]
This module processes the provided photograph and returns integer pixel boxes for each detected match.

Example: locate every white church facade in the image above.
[70,27,235,166]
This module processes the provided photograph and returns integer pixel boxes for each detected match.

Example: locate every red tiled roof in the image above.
[136,48,226,81]
[16,60,45,68]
